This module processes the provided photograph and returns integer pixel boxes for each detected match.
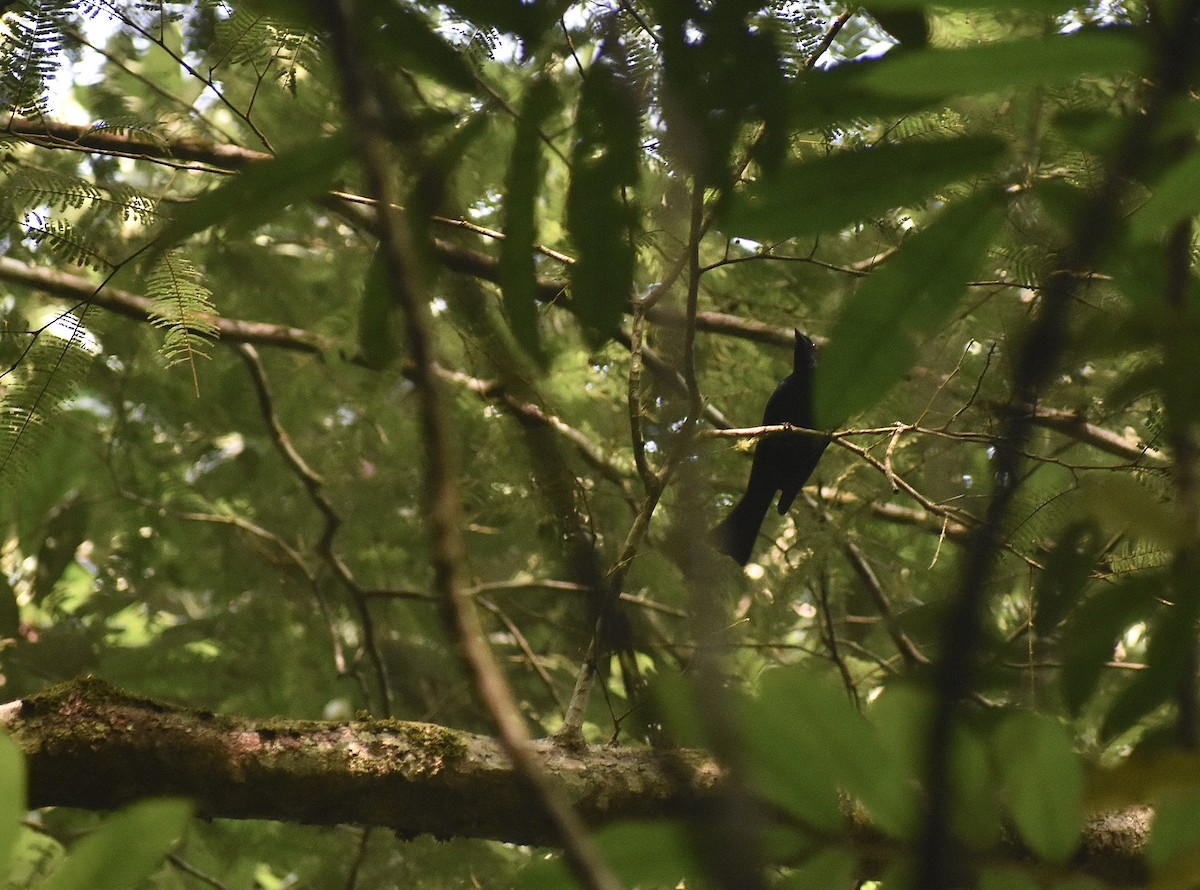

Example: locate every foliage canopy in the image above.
[1,0,1199,887]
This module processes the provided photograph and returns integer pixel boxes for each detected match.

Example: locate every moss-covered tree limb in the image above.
[0,677,716,845]
[0,677,1159,885]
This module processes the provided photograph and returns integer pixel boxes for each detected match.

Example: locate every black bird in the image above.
[712,330,828,566]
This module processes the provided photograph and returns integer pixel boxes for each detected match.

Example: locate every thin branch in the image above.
[234,343,393,716]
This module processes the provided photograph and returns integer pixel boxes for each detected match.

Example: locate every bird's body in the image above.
[712,330,828,565]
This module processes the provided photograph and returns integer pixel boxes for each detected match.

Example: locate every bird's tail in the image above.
[711,486,774,566]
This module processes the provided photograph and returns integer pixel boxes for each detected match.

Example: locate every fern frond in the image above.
[462,27,500,72]
[210,9,316,94]
[0,5,65,115]
[889,110,968,141]
[0,165,160,243]
[22,215,112,271]
[1106,540,1171,576]
[86,116,170,151]
[0,310,96,484]
[1,167,104,213]
[989,245,1047,288]
[145,251,219,396]
[106,181,159,223]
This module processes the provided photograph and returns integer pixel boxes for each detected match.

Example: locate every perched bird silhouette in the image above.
[712,330,828,566]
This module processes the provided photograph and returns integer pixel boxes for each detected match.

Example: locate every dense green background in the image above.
[1,0,1198,887]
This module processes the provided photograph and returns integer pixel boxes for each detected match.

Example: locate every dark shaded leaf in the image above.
[33,494,89,605]
[1102,592,1200,742]
[566,59,639,342]
[0,571,19,639]
[357,247,399,370]
[156,133,353,249]
[373,6,476,92]
[500,76,557,365]
[860,30,1146,98]
[1061,575,1161,716]
[723,136,1006,241]
[1033,520,1105,637]
[814,194,1002,427]
[441,0,569,43]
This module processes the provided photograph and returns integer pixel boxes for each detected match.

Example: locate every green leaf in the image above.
[357,247,399,370]
[778,850,857,888]
[873,688,1003,849]
[814,194,1001,427]
[859,31,1146,99]
[156,133,353,249]
[566,61,639,342]
[949,724,1003,850]
[790,64,932,132]
[1060,575,1161,716]
[40,798,192,890]
[1148,792,1200,871]
[0,732,25,879]
[517,821,697,889]
[595,821,699,885]
[746,670,916,838]
[1130,150,1200,242]
[978,866,1043,890]
[1033,521,1105,637]
[500,76,557,365]
[994,711,1084,864]
[723,136,1006,241]
[741,674,842,831]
